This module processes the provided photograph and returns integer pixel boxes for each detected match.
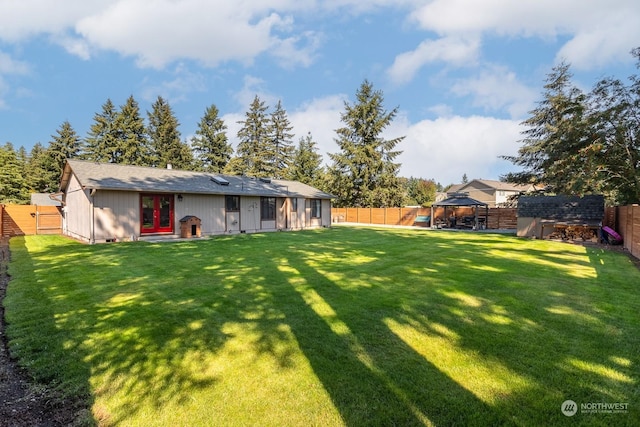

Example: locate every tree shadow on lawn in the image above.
[10,230,640,426]
[272,228,640,425]
[4,237,95,422]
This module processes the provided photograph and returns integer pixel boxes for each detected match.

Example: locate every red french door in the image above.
[141,194,174,234]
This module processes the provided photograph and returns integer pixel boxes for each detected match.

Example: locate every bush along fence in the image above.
[330,207,517,230]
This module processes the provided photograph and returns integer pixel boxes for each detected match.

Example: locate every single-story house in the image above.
[60,160,334,244]
[437,179,536,207]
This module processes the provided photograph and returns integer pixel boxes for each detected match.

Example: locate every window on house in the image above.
[291,198,298,211]
[261,197,276,220]
[311,199,322,218]
[226,195,240,211]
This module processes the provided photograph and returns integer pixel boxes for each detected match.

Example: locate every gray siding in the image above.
[63,173,92,242]
[176,194,225,235]
[93,191,138,241]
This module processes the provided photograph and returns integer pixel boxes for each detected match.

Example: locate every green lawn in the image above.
[5,227,640,426]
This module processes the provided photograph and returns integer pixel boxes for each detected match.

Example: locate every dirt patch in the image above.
[0,237,90,427]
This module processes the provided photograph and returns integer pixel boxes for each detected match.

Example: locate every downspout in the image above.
[89,189,96,244]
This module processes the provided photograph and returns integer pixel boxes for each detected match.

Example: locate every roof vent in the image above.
[210,176,230,186]
[259,177,272,183]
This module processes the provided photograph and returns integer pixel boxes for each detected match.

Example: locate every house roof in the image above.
[61,160,335,199]
[452,179,533,193]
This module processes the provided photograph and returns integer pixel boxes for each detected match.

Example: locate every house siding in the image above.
[63,173,92,242]
[93,190,139,241]
[176,194,226,235]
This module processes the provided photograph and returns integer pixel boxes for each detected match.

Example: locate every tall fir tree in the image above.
[147,96,193,169]
[84,98,119,163]
[236,95,270,177]
[26,142,50,193]
[502,62,600,197]
[268,100,295,179]
[191,104,232,173]
[114,95,151,165]
[0,142,29,203]
[41,120,82,191]
[287,133,325,188]
[587,48,640,204]
[328,80,404,207]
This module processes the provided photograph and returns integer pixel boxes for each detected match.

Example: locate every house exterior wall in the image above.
[321,199,331,227]
[64,183,331,243]
[63,173,92,242]
[460,181,496,207]
[240,196,263,233]
[289,197,306,230]
[93,190,139,241]
[175,193,225,235]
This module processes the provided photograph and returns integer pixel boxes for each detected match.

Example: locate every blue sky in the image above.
[1,0,638,186]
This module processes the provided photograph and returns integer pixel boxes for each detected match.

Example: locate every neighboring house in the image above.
[60,160,334,244]
[436,179,535,207]
[30,193,62,206]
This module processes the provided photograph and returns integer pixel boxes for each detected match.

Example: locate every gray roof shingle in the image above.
[62,160,334,199]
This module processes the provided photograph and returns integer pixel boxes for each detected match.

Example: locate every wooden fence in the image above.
[615,204,640,260]
[1,204,63,237]
[331,207,517,229]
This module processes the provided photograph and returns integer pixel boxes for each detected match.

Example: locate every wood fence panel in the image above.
[386,208,401,225]
[346,208,358,223]
[632,205,640,259]
[3,205,36,236]
[371,208,386,224]
[1,205,63,237]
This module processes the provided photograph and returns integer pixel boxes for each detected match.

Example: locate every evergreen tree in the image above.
[148,96,193,169]
[268,100,295,178]
[287,133,325,188]
[84,98,119,162]
[502,62,593,195]
[328,80,405,207]
[0,143,29,203]
[236,95,270,177]
[503,49,640,205]
[114,95,151,165]
[27,142,50,193]
[191,104,232,173]
[40,121,82,191]
[587,48,640,204]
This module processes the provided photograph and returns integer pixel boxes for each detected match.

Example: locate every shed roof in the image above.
[432,193,488,207]
[61,160,334,199]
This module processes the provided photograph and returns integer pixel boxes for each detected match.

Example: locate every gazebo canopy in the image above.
[430,192,488,229]
[433,192,488,207]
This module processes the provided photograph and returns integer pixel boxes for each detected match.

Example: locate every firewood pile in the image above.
[547,226,598,242]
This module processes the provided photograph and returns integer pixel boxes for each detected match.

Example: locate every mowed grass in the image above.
[4,227,640,426]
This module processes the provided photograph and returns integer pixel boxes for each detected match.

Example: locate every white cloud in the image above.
[387,36,480,84]
[391,114,523,184]
[0,51,30,75]
[450,65,537,119]
[409,0,639,71]
[289,95,346,164]
[140,64,206,104]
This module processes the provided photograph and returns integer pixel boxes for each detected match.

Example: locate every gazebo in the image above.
[430,192,489,230]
